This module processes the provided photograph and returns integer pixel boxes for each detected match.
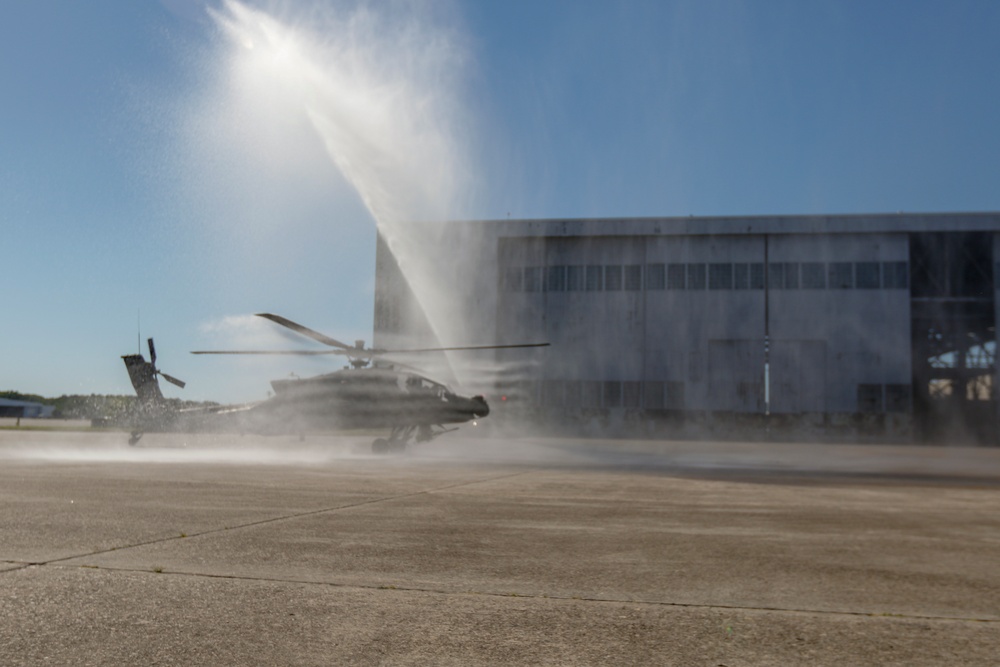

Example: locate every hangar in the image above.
[0,399,55,419]
[374,212,1000,443]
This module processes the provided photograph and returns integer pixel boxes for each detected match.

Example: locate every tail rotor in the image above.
[147,338,186,389]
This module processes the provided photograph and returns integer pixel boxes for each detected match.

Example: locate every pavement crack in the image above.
[0,561,34,573]
[11,469,535,569]
[59,564,1000,626]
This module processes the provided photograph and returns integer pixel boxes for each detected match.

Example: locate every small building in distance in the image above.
[0,398,55,419]
[374,212,1000,443]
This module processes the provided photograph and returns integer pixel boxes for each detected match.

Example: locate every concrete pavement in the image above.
[1,430,998,665]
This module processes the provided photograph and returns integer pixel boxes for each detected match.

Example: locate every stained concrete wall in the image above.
[373,213,1000,439]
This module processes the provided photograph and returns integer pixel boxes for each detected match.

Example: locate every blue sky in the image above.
[2,0,999,402]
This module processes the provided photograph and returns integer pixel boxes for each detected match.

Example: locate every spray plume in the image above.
[201,0,481,383]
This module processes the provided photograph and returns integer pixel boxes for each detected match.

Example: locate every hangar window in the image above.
[524,266,543,292]
[546,266,566,292]
[733,263,766,290]
[687,264,707,289]
[882,262,908,289]
[667,263,687,289]
[644,381,664,409]
[768,263,785,289]
[733,263,749,289]
[624,265,643,291]
[783,263,800,289]
[585,265,603,291]
[605,265,623,291]
[858,384,883,413]
[709,263,733,290]
[855,262,880,289]
[567,265,586,291]
[564,381,582,406]
[501,267,522,292]
[623,381,641,408]
[646,264,665,290]
[604,381,622,407]
[770,263,800,289]
[829,262,853,289]
[541,380,564,407]
[801,262,827,289]
[582,381,602,408]
[885,384,910,412]
[665,382,686,409]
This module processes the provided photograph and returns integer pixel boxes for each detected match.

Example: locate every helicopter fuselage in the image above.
[252,367,489,432]
[122,355,489,443]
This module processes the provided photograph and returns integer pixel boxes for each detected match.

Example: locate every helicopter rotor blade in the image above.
[189,345,548,356]
[147,338,157,366]
[159,372,187,389]
[190,350,348,356]
[255,313,354,350]
[373,342,551,355]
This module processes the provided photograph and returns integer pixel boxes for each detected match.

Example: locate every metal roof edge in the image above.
[425,211,1000,237]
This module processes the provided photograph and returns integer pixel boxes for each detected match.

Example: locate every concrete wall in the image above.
[493,232,911,415]
[768,233,911,415]
[373,213,1000,440]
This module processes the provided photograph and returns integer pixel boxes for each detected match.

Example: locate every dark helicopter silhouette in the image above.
[122,314,547,453]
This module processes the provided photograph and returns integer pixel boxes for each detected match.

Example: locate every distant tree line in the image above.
[0,391,217,420]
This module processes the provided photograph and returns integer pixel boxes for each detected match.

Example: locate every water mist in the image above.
[205,0,483,387]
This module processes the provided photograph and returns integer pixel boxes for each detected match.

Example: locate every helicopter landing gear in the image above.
[372,426,417,455]
[371,424,460,455]
[371,437,406,455]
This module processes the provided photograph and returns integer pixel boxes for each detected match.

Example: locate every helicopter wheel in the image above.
[372,438,389,455]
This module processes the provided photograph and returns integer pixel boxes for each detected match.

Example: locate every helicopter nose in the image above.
[472,394,489,417]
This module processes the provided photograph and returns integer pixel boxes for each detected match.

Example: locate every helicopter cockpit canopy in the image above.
[400,373,453,398]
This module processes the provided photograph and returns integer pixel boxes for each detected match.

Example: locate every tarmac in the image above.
[1,427,999,665]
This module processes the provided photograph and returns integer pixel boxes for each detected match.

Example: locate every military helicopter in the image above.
[122,314,548,453]
[122,337,217,437]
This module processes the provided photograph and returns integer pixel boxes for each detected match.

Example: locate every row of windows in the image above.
[502,261,909,292]
[859,383,911,413]
[534,380,686,410]
[519,381,911,413]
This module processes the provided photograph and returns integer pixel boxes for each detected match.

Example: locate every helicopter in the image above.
[122,314,548,453]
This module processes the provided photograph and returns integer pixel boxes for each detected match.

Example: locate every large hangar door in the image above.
[910,231,996,442]
[708,340,764,412]
[770,341,826,413]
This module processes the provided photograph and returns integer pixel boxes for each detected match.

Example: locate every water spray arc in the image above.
[208,1,480,385]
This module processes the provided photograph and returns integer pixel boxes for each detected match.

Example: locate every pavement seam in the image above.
[0,469,534,570]
[0,561,33,572]
[50,563,1000,625]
